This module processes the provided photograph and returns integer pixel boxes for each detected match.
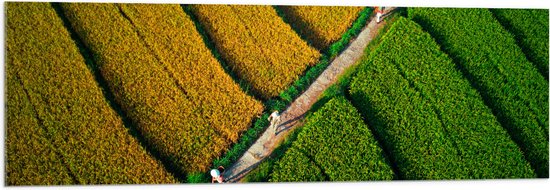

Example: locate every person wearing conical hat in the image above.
[210,166,225,183]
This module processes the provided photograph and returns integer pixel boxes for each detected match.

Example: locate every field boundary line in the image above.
[52,3,185,182]
[223,7,397,182]
[12,73,80,184]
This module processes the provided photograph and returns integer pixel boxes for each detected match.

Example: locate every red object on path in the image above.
[375,6,383,14]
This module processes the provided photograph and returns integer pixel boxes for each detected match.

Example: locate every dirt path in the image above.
[223,8,397,182]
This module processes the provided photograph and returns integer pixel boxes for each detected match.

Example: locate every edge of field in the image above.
[240,10,402,182]
[183,6,375,183]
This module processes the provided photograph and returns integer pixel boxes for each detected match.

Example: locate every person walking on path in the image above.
[268,110,281,134]
[375,6,385,23]
[210,166,225,183]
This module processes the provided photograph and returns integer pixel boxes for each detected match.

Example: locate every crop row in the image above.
[60,3,263,174]
[270,97,394,182]
[189,5,321,98]
[270,146,326,181]
[277,5,364,50]
[491,8,549,79]
[6,67,74,185]
[408,8,548,178]
[206,5,375,183]
[349,17,535,179]
[118,4,264,143]
[5,2,176,185]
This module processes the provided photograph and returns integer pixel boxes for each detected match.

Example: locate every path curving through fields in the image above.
[223,7,397,182]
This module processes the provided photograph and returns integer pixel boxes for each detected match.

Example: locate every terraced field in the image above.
[277,6,364,50]
[60,3,264,174]
[5,2,548,185]
[247,9,547,182]
[491,8,549,79]
[350,17,535,179]
[189,5,321,99]
[409,8,548,178]
[6,2,176,184]
[6,2,366,184]
[270,97,394,182]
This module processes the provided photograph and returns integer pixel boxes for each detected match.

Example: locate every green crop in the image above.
[189,5,321,99]
[60,3,263,174]
[211,6,375,183]
[270,147,326,182]
[6,2,176,184]
[349,17,536,179]
[270,97,394,182]
[409,8,548,178]
[491,8,549,79]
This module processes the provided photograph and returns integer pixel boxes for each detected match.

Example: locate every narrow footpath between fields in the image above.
[224,7,397,182]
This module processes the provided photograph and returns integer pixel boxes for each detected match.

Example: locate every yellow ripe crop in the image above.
[279,6,364,50]
[190,5,321,99]
[61,3,263,173]
[5,2,176,184]
[6,69,74,185]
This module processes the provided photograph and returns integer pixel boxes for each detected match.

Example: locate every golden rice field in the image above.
[5,2,366,185]
[8,1,549,185]
[6,2,176,184]
[278,6,364,50]
[190,5,321,99]
[60,3,263,174]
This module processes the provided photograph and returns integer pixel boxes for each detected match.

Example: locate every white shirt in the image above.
[269,111,280,121]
